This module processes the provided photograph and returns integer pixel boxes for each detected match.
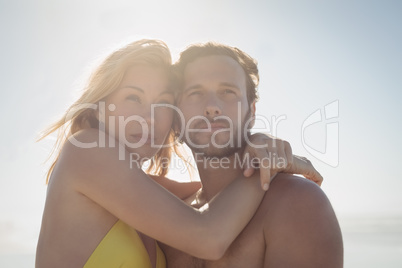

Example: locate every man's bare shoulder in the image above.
[267,173,326,204]
[255,173,343,267]
[250,173,325,222]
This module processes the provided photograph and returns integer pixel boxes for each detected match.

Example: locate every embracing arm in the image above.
[243,133,323,188]
[149,175,201,200]
[61,130,264,260]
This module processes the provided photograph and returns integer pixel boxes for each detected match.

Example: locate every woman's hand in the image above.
[242,133,323,190]
[284,155,323,186]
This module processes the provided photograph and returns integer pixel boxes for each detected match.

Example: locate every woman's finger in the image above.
[256,150,272,191]
[284,141,293,168]
[292,156,323,186]
[273,141,287,171]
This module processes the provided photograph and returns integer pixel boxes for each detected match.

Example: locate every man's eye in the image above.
[223,89,236,94]
[127,95,141,103]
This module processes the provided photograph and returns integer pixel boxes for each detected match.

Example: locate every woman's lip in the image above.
[130,134,153,144]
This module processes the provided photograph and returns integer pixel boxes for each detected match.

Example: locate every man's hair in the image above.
[174,42,260,105]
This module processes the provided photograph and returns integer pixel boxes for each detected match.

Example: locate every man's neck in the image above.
[194,152,244,202]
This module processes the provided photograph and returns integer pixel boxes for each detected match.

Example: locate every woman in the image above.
[35,39,266,268]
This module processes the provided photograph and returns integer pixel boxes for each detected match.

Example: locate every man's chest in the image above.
[161,221,265,268]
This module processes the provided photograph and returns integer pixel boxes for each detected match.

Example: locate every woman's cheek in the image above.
[158,111,174,134]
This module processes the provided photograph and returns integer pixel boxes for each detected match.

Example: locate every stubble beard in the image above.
[184,109,252,159]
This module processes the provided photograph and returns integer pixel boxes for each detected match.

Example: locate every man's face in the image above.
[177,55,255,158]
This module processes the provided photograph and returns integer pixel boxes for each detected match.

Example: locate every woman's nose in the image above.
[143,111,154,126]
[139,106,154,127]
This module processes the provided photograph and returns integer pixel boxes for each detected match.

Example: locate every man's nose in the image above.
[204,97,222,118]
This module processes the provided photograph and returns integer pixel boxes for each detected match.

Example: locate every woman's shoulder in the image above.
[46,129,102,186]
[67,128,105,146]
[58,128,123,174]
[52,128,135,193]
[62,128,120,155]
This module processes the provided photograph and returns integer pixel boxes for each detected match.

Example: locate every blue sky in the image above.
[0,0,401,256]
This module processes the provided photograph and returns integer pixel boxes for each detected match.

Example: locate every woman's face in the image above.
[101,64,175,159]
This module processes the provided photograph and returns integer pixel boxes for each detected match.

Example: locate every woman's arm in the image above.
[59,129,264,260]
[149,175,201,200]
[242,133,323,188]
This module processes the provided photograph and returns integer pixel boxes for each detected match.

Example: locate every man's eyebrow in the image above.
[183,84,202,93]
[184,83,240,93]
[220,82,240,90]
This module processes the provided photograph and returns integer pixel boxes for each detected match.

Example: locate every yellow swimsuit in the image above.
[84,220,166,268]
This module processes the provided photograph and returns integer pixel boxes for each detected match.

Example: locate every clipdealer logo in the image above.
[301,100,339,167]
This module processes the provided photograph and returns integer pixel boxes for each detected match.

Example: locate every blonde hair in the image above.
[38,39,179,183]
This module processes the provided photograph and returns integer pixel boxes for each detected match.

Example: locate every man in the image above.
[160,42,343,267]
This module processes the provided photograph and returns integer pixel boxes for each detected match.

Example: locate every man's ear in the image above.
[249,101,256,128]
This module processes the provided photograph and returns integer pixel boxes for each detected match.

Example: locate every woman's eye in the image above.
[127,95,141,103]
[188,91,202,97]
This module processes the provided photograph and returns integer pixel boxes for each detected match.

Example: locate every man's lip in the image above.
[197,123,229,130]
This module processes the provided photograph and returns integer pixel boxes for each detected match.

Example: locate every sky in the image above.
[0,0,401,261]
